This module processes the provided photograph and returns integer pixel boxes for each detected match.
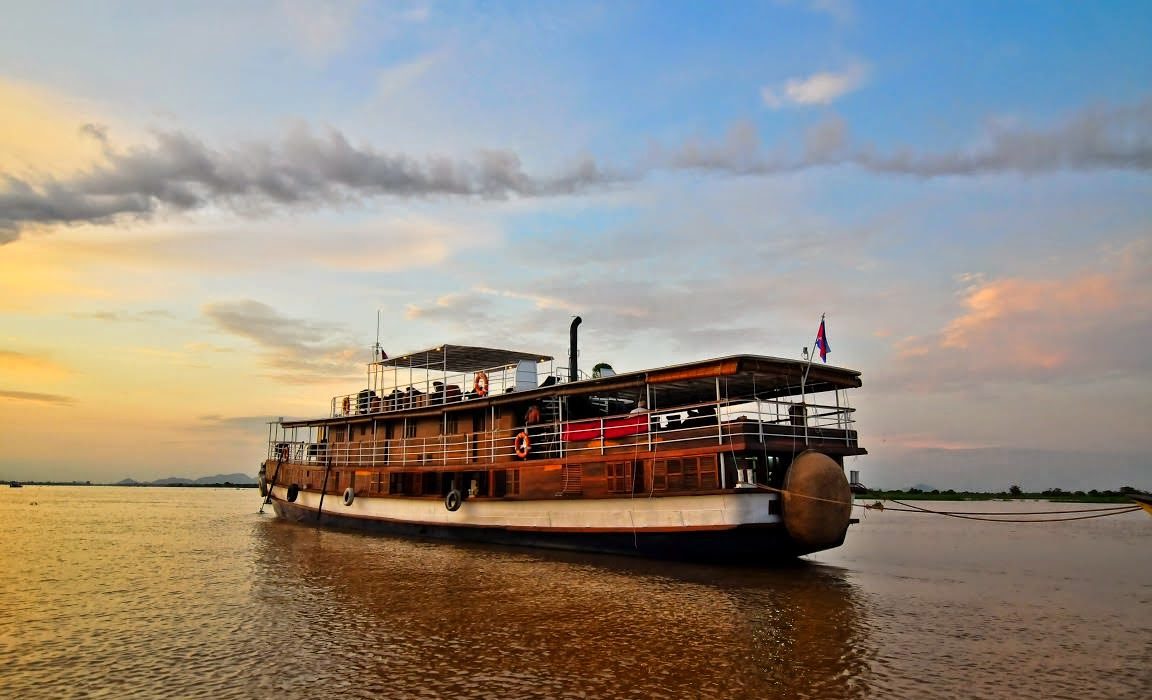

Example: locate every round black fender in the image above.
[286,484,300,503]
[343,487,355,506]
[444,489,463,512]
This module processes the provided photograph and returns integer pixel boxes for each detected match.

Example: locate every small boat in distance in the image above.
[259,318,867,561]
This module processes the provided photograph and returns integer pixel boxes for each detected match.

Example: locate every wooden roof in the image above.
[377,345,553,373]
[282,354,862,428]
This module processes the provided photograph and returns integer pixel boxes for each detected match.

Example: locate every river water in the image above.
[1,487,1148,699]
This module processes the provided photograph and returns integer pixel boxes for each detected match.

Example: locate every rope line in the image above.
[754,485,1143,523]
[888,499,1141,523]
[885,500,1140,516]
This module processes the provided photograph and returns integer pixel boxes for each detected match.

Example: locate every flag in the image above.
[814,318,830,363]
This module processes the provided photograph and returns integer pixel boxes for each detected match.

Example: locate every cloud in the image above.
[68,309,175,322]
[883,240,1152,391]
[3,101,1151,242]
[872,446,1150,492]
[0,124,629,242]
[202,300,364,383]
[279,0,366,58]
[0,78,112,180]
[196,414,280,432]
[376,51,448,101]
[772,0,855,23]
[0,350,71,379]
[762,64,868,108]
[0,389,74,405]
[664,101,1152,177]
[808,0,854,22]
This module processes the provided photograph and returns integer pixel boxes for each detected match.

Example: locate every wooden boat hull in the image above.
[267,491,844,561]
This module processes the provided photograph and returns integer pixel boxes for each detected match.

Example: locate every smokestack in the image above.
[569,316,582,382]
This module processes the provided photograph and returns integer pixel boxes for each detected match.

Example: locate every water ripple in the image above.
[1,488,1149,699]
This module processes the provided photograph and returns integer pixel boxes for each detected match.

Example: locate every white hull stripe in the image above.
[269,487,781,531]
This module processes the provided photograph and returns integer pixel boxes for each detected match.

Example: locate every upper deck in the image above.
[292,347,862,426]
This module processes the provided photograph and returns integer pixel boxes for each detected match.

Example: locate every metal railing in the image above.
[270,397,857,468]
[329,361,576,418]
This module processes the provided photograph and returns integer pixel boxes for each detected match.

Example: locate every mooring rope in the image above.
[886,499,1140,516]
[754,484,1143,523]
[886,498,1141,523]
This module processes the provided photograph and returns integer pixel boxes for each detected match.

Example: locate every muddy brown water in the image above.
[2,487,1148,698]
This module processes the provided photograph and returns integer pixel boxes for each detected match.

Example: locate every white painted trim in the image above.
[269,487,780,530]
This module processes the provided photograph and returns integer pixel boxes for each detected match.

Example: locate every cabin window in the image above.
[652,456,718,491]
[559,465,582,495]
[508,468,520,496]
[404,421,417,439]
[444,414,459,435]
[371,471,386,495]
[607,462,630,493]
[698,455,718,489]
[389,472,417,495]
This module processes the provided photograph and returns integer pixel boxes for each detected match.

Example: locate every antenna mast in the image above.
[374,309,382,361]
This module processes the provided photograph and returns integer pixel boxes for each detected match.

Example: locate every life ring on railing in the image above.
[341,396,351,415]
[473,371,489,397]
[286,484,300,503]
[514,431,531,459]
[343,487,355,506]
[445,489,462,512]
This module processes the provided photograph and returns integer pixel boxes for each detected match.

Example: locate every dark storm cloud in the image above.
[1,102,1149,242]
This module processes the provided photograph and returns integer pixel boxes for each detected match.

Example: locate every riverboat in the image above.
[259,318,866,560]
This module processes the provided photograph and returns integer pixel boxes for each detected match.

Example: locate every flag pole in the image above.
[800,313,825,446]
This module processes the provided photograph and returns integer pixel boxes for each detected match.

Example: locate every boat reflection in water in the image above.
[251,519,871,699]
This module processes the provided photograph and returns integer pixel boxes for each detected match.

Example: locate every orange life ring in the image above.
[473,371,489,397]
[514,431,531,459]
[341,396,351,414]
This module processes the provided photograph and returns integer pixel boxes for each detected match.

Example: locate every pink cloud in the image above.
[882,241,1151,389]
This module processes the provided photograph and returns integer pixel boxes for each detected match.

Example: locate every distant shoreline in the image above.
[6,482,259,489]
[858,489,1141,504]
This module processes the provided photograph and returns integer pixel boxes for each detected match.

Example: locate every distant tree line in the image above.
[863,485,1146,503]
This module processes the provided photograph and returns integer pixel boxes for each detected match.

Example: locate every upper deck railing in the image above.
[269,395,859,468]
[330,360,583,418]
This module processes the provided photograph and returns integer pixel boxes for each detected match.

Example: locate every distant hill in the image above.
[115,473,258,486]
[194,473,257,485]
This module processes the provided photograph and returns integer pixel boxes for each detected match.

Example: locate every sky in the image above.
[1,0,1149,490]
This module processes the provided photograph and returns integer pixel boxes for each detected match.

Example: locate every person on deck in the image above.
[524,404,545,458]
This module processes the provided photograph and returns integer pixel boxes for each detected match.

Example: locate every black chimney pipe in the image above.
[569,316,582,382]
